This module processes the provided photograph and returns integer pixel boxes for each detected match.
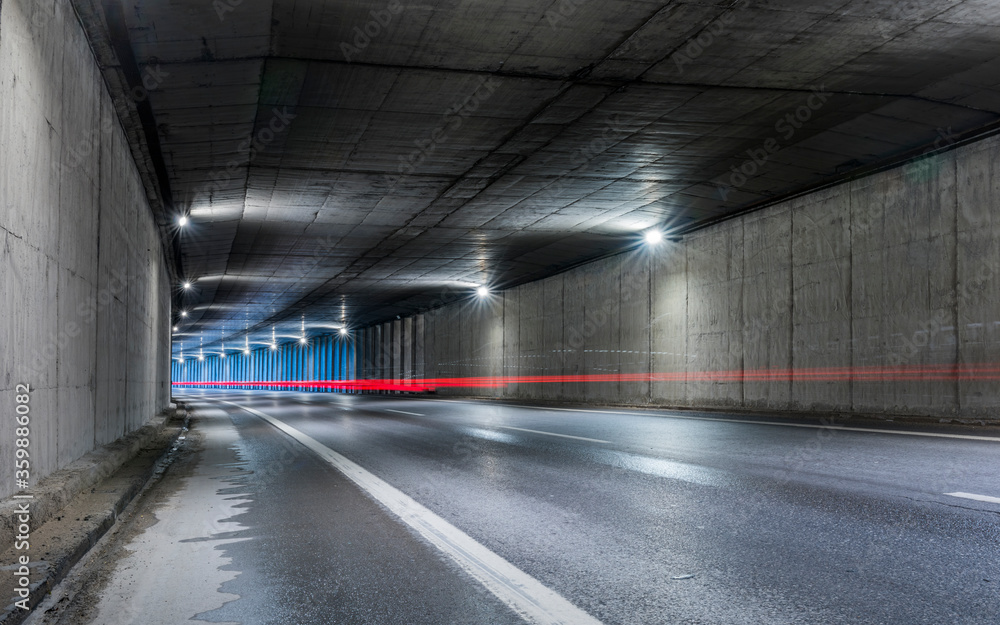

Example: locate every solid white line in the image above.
[945,492,1000,505]
[219,400,605,625]
[495,425,610,444]
[430,400,1000,443]
[384,408,424,416]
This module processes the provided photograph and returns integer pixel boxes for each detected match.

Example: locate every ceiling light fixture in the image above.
[644,229,663,245]
[178,215,189,227]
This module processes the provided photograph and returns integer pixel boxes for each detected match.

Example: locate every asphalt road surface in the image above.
[34,390,1000,624]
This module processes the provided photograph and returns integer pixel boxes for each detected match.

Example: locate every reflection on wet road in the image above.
[74,390,1000,624]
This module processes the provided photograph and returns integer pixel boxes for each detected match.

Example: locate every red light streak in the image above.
[172,362,1000,391]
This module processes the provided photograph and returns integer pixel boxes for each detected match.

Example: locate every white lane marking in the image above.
[495,425,610,445]
[219,401,605,625]
[945,492,1000,505]
[384,408,424,416]
[428,400,1000,443]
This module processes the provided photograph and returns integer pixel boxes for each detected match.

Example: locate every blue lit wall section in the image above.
[171,332,357,392]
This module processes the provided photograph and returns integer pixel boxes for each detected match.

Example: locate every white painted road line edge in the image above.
[945,492,1000,505]
[384,408,424,416]
[428,400,1000,443]
[219,400,605,625]
[495,425,611,444]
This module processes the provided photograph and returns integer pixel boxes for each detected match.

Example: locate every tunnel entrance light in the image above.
[244,348,251,355]
[271,343,277,350]
[476,285,489,297]
[300,337,307,344]
[339,327,349,336]
[644,229,663,245]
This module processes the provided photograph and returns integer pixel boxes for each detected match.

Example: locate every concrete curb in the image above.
[0,403,188,624]
[0,404,182,550]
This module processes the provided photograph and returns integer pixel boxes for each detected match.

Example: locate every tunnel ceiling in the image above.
[73,0,1000,356]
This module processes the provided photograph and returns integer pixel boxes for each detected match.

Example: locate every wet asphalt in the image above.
[172,390,1000,625]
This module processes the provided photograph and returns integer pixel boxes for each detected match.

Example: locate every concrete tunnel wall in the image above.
[0,0,172,499]
[408,132,1000,420]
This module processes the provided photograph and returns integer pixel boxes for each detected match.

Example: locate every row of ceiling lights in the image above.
[175,326,351,363]
[173,211,497,330]
[174,214,355,349]
[172,212,666,359]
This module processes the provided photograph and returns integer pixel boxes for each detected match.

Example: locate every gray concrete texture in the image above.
[61,0,1000,351]
[0,0,172,499]
[415,132,1000,420]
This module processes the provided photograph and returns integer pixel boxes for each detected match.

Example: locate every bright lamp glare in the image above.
[270,343,277,350]
[644,230,663,245]
[173,326,178,332]
[339,327,348,335]
[476,285,489,297]
[178,215,189,227]
[300,337,307,344]
[182,281,191,289]
[180,311,188,317]
[244,349,251,355]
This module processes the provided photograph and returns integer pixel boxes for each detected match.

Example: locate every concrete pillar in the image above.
[413,314,424,383]
[790,189,850,411]
[402,316,414,387]
[393,318,403,388]
[620,252,651,404]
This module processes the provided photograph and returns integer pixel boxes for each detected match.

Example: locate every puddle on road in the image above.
[87,408,253,625]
